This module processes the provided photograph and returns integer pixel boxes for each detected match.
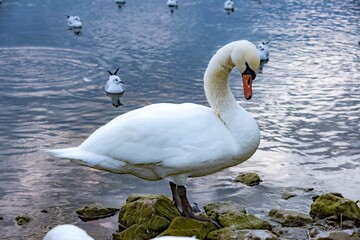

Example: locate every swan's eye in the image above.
[244,62,256,80]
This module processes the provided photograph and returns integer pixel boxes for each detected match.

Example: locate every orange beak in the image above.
[242,74,253,100]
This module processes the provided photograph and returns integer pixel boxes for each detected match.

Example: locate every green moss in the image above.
[234,173,261,186]
[268,209,313,227]
[310,193,360,222]
[112,224,156,240]
[160,216,217,239]
[15,215,31,226]
[219,212,272,230]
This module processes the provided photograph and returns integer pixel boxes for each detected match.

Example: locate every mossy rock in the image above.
[316,231,360,240]
[218,212,272,230]
[76,203,119,221]
[269,209,313,227]
[16,215,31,225]
[160,216,217,239]
[203,201,246,221]
[117,194,180,238]
[310,193,360,223]
[207,228,277,240]
[234,173,261,186]
[112,224,155,240]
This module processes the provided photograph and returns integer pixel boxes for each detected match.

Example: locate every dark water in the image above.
[0,0,359,239]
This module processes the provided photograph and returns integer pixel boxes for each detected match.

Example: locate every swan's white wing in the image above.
[43,224,94,240]
[49,103,238,178]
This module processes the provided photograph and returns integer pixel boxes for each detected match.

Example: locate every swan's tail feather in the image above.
[46,147,126,173]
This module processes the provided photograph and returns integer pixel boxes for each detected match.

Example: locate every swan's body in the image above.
[48,40,260,224]
[167,0,178,7]
[224,0,234,11]
[43,224,94,240]
[257,41,270,61]
[105,69,125,107]
[67,15,83,28]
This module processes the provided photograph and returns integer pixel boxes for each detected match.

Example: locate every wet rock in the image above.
[281,192,297,200]
[310,193,360,224]
[207,228,277,240]
[218,212,272,230]
[315,230,360,240]
[16,215,31,225]
[159,216,217,239]
[268,209,313,227]
[114,194,180,239]
[281,187,314,200]
[274,227,309,240]
[76,203,119,221]
[235,173,261,186]
[203,201,246,221]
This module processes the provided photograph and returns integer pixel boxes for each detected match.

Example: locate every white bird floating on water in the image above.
[224,0,234,12]
[167,0,178,8]
[105,68,125,107]
[47,40,260,226]
[115,0,126,8]
[66,15,83,28]
[43,224,94,240]
[257,41,270,61]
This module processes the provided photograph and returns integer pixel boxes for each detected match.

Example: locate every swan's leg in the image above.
[177,185,221,228]
[169,181,182,212]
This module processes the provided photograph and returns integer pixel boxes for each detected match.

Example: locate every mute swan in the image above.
[224,0,234,11]
[47,40,260,225]
[43,224,94,240]
[257,41,270,61]
[105,68,125,107]
[167,0,178,8]
[67,15,83,28]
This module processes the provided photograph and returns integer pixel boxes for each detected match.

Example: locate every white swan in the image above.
[224,0,234,11]
[47,40,260,224]
[257,41,270,61]
[67,15,83,28]
[167,0,178,8]
[43,224,94,240]
[105,68,125,107]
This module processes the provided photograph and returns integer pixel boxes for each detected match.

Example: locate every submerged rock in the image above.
[16,215,32,225]
[159,216,217,239]
[316,230,360,240]
[234,172,261,186]
[310,193,360,224]
[76,203,119,221]
[113,194,180,240]
[269,209,313,227]
[274,227,310,240]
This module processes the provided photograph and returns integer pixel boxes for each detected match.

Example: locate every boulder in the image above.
[310,193,360,224]
[159,216,217,239]
[16,215,31,225]
[114,194,180,239]
[269,209,313,227]
[218,212,272,230]
[316,230,360,240]
[235,173,261,186]
[207,228,277,240]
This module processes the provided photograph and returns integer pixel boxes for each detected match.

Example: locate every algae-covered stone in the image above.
[235,173,261,186]
[310,193,360,223]
[117,194,180,239]
[203,201,246,221]
[207,228,277,240]
[76,203,119,221]
[16,215,31,225]
[218,212,272,230]
[269,209,313,227]
[112,224,154,240]
[160,216,217,239]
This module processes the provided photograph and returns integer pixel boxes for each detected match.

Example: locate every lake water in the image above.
[0,0,359,239]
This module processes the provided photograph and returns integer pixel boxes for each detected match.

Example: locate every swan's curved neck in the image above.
[204,42,240,115]
[203,42,260,157]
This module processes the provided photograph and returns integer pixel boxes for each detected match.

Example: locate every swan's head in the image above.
[231,40,260,100]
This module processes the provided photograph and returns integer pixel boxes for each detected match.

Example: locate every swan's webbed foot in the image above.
[169,182,221,229]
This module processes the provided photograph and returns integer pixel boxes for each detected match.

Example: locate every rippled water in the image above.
[0,0,359,239]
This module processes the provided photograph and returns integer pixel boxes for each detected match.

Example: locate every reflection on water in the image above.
[0,0,359,239]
